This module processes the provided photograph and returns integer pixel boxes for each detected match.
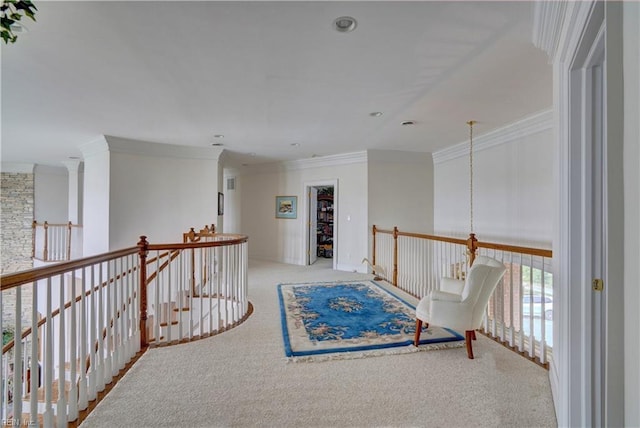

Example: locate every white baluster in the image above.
[155,253,161,344]
[43,277,53,427]
[178,251,184,341]
[528,254,535,359]
[68,270,78,421]
[103,261,113,385]
[208,248,214,335]
[216,247,222,331]
[88,265,97,401]
[540,257,547,364]
[57,274,67,427]
[112,259,121,376]
[96,263,105,393]
[29,281,39,427]
[78,267,88,411]
[13,285,23,424]
[118,257,124,363]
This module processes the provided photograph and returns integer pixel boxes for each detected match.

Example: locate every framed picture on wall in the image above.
[275,196,297,219]
[218,192,224,216]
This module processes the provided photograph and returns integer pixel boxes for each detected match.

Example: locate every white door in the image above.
[308,187,318,265]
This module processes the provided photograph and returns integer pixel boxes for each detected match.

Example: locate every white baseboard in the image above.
[336,263,367,273]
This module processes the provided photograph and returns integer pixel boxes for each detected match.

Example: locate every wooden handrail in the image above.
[1,247,139,291]
[372,225,551,258]
[32,221,82,228]
[477,241,552,258]
[148,234,248,251]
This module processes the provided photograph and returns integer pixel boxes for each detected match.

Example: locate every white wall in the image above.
[34,165,68,223]
[236,154,368,272]
[106,138,221,249]
[624,2,640,425]
[433,112,553,246]
[81,139,111,256]
[222,172,240,234]
[81,136,222,253]
[367,150,434,233]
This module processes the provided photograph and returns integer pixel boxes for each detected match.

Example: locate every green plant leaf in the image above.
[1,16,15,28]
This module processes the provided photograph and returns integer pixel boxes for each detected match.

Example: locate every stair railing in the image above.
[372,225,552,367]
[32,221,83,262]
[0,231,249,426]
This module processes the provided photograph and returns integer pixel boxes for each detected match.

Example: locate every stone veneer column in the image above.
[1,165,35,329]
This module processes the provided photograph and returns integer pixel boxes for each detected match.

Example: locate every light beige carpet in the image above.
[81,258,557,427]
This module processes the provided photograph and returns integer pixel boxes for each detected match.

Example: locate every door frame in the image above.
[553,1,625,426]
[303,179,338,269]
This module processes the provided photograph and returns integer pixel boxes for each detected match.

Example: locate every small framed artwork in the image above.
[218,192,224,216]
[275,196,297,219]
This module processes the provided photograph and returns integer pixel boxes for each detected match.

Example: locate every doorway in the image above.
[561,2,624,426]
[305,180,337,268]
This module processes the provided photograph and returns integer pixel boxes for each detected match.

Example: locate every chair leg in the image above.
[414,319,422,347]
[465,330,475,359]
[471,330,476,340]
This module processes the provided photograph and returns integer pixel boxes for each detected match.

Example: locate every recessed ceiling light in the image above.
[213,134,224,139]
[401,120,416,126]
[291,143,300,147]
[333,16,357,33]
[211,143,223,146]
[369,112,383,117]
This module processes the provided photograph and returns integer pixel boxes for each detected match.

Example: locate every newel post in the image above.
[372,225,377,267]
[393,226,399,286]
[66,221,72,260]
[467,233,478,267]
[137,236,149,348]
[31,220,37,258]
[43,221,49,261]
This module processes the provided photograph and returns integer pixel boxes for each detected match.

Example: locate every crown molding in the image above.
[105,136,223,160]
[366,150,433,164]
[79,135,223,161]
[1,163,35,173]
[533,0,568,62]
[35,164,69,176]
[238,151,367,175]
[432,109,553,165]
[79,136,109,158]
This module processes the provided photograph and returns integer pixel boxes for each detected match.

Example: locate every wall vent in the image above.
[227,177,235,190]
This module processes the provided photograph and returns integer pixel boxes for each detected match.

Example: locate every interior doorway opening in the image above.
[305,181,337,268]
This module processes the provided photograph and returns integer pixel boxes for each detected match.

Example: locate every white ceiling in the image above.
[1,1,552,168]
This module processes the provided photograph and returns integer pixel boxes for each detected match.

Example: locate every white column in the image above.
[62,160,82,224]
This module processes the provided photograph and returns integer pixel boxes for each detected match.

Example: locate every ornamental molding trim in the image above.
[532,0,568,61]
[105,136,224,160]
[80,135,223,161]
[366,150,433,164]
[432,109,553,165]
[0,163,35,173]
[237,151,367,175]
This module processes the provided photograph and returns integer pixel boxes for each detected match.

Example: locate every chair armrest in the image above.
[429,300,472,329]
[430,290,462,303]
[440,277,465,295]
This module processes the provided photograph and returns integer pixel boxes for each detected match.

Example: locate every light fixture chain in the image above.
[468,120,475,234]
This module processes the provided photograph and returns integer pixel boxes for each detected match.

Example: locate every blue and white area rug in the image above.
[278,280,464,361]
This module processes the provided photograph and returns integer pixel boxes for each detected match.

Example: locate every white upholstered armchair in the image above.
[413,255,507,359]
